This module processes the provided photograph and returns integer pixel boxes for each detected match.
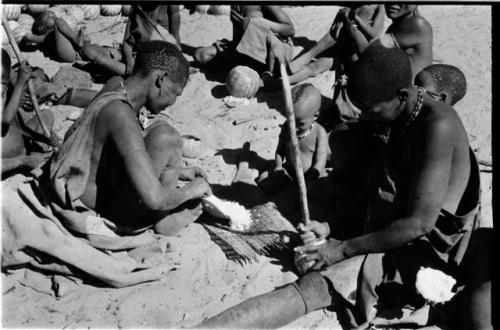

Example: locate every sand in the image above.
[2,5,492,329]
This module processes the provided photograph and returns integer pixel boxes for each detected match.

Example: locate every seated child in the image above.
[258,83,328,193]
[1,50,58,178]
[24,11,126,75]
[194,5,295,76]
[122,4,181,75]
[414,64,466,106]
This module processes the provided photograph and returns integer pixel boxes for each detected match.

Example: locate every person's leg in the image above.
[457,228,492,329]
[54,88,98,108]
[197,271,333,328]
[53,21,80,63]
[257,168,294,194]
[79,44,126,76]
[288,57,334,84]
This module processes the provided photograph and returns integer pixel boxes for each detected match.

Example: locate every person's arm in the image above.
[54,17,80,46]
[122,14,135,75]
[23,32,49,44]
[274,128,287,170]
[2,62,33,129]
[311,126,328,176]
[168,5,181,49]
[354,5,385,40]
[261,6,295,38]
[2,152,52,176]
[345,117,454,255]
[297,114,457,268]
[104,103,210,212]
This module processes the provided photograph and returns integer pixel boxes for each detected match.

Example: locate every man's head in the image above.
[291,83,322,134]
[347,39,412,125]
[32,11,56,35]
[385,4,418,20]
[133,40,189,114]
[415,64,466,106]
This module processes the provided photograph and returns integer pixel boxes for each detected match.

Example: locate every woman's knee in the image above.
[145,122,182,154]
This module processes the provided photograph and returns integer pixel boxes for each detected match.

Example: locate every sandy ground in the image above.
[2,5,492,329]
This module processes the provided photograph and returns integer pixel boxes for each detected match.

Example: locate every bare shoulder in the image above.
[314,123,328,137]
[98,99,138,135]
[403,16,432,35]
[422,101,462,139]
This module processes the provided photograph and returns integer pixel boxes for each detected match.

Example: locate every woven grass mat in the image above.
[202,202,300,264]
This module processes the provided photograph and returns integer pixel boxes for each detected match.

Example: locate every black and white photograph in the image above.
[0,2,493,329]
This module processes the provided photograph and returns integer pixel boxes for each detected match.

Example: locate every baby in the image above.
[258,83,328,193]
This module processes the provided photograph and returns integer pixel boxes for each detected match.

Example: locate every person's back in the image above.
[383,4,433,78]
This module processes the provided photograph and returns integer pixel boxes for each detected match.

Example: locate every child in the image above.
[414,64,466,106]
[258,83,328,193]
[1,50,56,178]
[24,11,126,75]
[122,4,181,76]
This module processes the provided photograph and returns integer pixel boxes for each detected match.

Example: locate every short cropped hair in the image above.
[133,40,189,81]
[418,64,466,106]
[347,40,412,107]
[32,11,55,35]
[292,83,315,104]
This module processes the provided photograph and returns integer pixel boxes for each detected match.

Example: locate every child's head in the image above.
[385,4,418,20]
[291,83,321,134]
[414,64,467,106]
[32,11,56,35]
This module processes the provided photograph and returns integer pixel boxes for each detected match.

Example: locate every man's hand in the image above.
[297,220,330,245]
[179,167,208,181]
[188,177,212,199]
[22,152,52,169]
[294,238,345,271]
[48,131,61,147]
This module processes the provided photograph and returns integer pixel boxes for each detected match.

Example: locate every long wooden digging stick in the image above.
[279,61,310,225]
[2,14,52,141]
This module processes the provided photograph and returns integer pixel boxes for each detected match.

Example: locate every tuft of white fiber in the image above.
[203,195,252,231]
[415,267,456,304]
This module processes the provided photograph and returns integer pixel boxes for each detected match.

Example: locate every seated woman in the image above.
[24,11,126,76]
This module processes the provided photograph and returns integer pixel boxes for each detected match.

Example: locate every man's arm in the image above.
[274,128,287,170]
[104,103,207,212]
[122,17,135,75]
[261,6,295,38]
[355,5,385,40]
[342,115,454,257]
[168,5,181,49]
[311,126,328,175]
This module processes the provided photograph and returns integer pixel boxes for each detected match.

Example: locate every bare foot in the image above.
[153,202,203,236]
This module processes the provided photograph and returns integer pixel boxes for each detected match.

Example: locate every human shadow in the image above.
[290,36,317,60]
[215,147,272,174]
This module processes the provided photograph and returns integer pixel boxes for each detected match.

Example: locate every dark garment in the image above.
[332,146,482,329]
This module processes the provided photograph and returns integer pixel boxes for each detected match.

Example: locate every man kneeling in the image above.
[197,41,491,329]
[48,40,212,235]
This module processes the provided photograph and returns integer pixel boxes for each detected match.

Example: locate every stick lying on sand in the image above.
[2,14,52,142]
